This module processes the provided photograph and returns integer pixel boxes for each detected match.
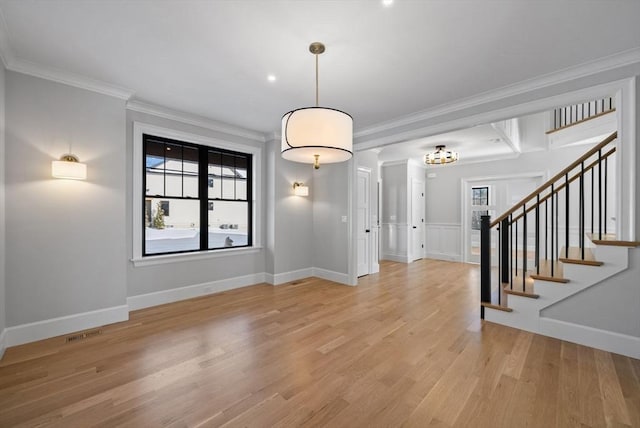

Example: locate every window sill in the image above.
[131,246,262,267]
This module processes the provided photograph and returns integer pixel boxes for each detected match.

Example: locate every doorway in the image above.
[411,178,425,261]
[357,168,372,277]
[463,174,544,264]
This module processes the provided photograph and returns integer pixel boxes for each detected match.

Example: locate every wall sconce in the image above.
[51,154,87,180]
[293,182,309,196]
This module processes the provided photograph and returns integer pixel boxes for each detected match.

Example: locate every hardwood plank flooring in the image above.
[0,259,638,427]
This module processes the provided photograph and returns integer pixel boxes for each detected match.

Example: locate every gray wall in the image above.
[313,161,350,274]
[381,163,407,224]
[425,144,595,225]
[542,248,640,337]
[5,72,127,326]
[266,137,314,275]
[0,63,6,337]
[126,110,267,297]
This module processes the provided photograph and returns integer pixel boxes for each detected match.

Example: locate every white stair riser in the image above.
[485,245,637,358]
[592,244,629,263]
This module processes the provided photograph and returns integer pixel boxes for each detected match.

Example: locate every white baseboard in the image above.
[0,328,6,360]
[425,252,462,262]
[265,268,314,286]
[539,317,640,359]
[381,254,411,263]
[5,305,129,348]
[312,267,352,285]
[127,273,266,311]
[2,269,352,351]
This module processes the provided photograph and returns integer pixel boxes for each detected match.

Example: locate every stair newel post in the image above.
[497,225,501,306]
[522,205,527,292]
[480,215,491,319]
[580,162,585,260]
[501,218,510,284]
[515,216,518,284]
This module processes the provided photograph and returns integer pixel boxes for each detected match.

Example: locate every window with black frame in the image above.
[143,134,252,256]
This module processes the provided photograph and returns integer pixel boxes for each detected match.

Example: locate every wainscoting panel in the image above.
[381,223,410,263]
[425,223,462,261]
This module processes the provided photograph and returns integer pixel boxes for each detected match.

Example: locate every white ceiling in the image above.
[377,123,516,165]
[0,0,639,136]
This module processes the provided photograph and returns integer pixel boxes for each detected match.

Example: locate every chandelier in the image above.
[281,42,353,169]
[425,145,458,165]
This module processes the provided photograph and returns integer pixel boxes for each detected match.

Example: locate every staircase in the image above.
[478,131,640,359]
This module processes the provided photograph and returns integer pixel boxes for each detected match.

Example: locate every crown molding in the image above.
[7,58,135,100]
[127,99,266,143]
[354,47,640,140]
[265,131,281,142]
[0,9,134,99]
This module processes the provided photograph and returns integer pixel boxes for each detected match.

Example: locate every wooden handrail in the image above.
[490,131,617,227]
[545,108,616,135]
[509,147,616,224]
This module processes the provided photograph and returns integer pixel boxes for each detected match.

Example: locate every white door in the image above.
[411,178,425,261]
[357,169,371,277]
[466,177,542,264]
[468,185,492,264]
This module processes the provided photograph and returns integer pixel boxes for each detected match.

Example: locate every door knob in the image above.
[365,229,370,233]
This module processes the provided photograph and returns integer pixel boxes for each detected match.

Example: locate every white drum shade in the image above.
[281,107,353,165]
[52,157,87,180]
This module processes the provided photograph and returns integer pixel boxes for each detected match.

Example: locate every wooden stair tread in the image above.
[587,233,640,247]
[481,302,513,312]
[559,246,603,266]
[503,288,539,299]
[528,260,568,283]
[529,274,570,283]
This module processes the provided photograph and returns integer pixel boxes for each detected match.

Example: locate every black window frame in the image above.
[142,133,253,256]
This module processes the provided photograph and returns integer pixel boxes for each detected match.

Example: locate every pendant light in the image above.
[425,145,459,165]
[281,42,353,169]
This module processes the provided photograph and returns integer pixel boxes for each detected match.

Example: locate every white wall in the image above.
[126,110,266,297]
[0,63,6,350]
[5,71,127,326]
[381,162,408,261]
[380,160,426,262]
[542,248,640,337]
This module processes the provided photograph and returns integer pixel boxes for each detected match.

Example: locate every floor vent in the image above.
[66,329,102,343]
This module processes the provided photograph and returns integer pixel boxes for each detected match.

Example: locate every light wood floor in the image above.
[1,259,639,427]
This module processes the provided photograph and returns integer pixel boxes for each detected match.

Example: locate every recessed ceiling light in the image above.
[267,74,277,82]
[382,0,393,7]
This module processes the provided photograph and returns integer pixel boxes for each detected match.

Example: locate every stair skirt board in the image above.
[485,310,640,359]
[484,245,635,358]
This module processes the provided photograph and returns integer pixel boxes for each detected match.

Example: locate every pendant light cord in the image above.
[315,53,319,107]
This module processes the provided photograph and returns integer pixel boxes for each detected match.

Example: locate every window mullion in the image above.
[199,147,208,250]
